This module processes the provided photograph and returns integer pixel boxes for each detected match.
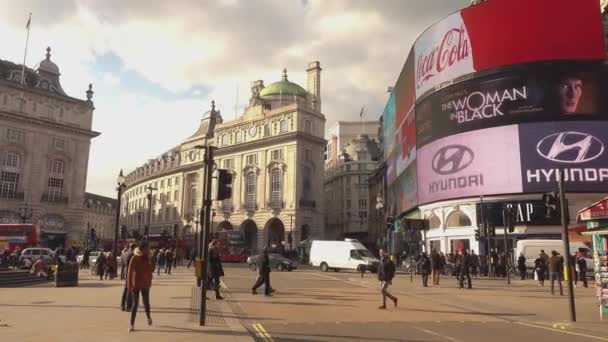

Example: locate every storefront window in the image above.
[450,239,470,253]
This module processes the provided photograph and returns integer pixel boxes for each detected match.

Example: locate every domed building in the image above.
[121,62,326,254]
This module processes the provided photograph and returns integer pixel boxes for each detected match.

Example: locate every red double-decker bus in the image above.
[216,230,247,263]
[0,224,38,252]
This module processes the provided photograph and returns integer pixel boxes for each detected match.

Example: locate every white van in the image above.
[309,239,380,272]
[515,239,593,270]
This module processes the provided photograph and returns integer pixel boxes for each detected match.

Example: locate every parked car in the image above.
[19,248,54,269]
[247,253,297,272]
[309,239,379,273]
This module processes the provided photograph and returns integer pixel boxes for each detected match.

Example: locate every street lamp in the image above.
[113,169,127,259]
[145,185,158,240]
[18,202,34,223]
[375,195,384,251]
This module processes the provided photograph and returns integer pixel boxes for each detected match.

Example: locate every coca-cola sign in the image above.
[415,12,474,99]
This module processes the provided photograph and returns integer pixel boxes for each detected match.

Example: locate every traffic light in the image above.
[386,217,394,231]
[488,224,496,238]
[474,229,480,241]
[542,192,559,219]
[217,169,233,201]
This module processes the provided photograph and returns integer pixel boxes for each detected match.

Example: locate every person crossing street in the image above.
[378,250,398,309]
[252,248,272,296]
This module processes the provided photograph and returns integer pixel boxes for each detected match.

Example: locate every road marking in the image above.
[220,280,229,290]
[515,322,608,341]
[252,323,274,342]
[409,324,464,342]
[552,322,571,330]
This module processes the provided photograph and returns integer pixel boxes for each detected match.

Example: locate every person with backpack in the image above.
[517,253,527,280]
[378,250,398,309]
[534,256,546,286]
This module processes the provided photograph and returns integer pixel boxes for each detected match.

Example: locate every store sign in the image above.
[519,121,608,192]
[38,214,66,232]
[580,198,608,221]
[477,200,561,226]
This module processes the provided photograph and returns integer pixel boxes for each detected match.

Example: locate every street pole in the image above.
[502,208,510,286]
[199,144,215,326]
[113,174,125,258]
[559,171,576,322]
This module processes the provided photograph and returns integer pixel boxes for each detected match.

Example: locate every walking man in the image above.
[121,243,136,311]
[457,250,472,289]
[548,250,564,296]
[156,249,165,276]
[470,250,479,277]
[417,252,431,287]
[576,250,588,288]
[127,240,154,332]
[517,253,527,280]
[252,248,272,296]
[96,251,107,281]
[165,248,174,275]
[378,249,398,309]
[208,240,225,300]
[431,250,441,285]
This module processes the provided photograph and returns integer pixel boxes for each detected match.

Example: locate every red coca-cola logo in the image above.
[416,25,470,89]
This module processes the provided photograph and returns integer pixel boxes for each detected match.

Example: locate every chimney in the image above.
[306,61,322,112]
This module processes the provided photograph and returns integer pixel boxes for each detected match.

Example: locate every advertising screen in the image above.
[382,91,396,159]
[417,62,607,147]
[417,125,523,204]
[387,163,418,216]
[519,121,608,193]
[414,0,605,99]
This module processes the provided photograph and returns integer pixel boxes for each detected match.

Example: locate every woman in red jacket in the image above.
[127,240,154,332]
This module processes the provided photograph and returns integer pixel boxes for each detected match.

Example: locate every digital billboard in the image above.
[519,121,608,193]
[387,164,417,216]
[416,62,607,147]
[382,91,396,159]
[414,0,605,100]
[417,125,523,204]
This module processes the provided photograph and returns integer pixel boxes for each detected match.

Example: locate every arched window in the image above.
[429,215,441,229]
[280,120,288,133]
[245,172,256,210]
[446,210,471,228]
[47,159,65,201]
[221,134,229,146]
[235,131,243,143]
[0,151,21,198]
[270,168,282,207]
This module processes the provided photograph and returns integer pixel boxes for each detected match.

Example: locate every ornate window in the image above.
[221,134,229,146]
[46,159,65,201]
[429,215,441,229]
[264,124,271,137]
[246,154,257,165]
[280,120,288,133]
[270,168,282,207]
[245,172,256,210]
[0,152,20,198]
[446,210,472,228]
[235,131,243,143]
[223,158,234,169]
[271,149,283,161]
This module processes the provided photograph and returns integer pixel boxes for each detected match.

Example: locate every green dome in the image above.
[259,69,308,98]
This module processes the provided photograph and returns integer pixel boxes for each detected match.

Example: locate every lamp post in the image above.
[193,100,221,326]
[113,170,127,258]
[145,185,157,240]
[18,202,34,223]
[375,195,384,251]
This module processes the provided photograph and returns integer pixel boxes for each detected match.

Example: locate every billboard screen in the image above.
[414,0,605,99]
[417,125,523,204]
[387,163,418,216]
[382,91,396,159]
[519,121,608,193]
[417,62,607,147]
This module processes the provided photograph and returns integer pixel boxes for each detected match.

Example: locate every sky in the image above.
[0,0,469,197]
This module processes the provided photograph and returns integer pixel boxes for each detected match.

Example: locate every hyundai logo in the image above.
[431,145,474,175]
[536,132,604,164]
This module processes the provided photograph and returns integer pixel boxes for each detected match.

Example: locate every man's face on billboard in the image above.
[558,77,583,113]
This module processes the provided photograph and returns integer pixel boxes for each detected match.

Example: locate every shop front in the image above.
[38,214,68,250]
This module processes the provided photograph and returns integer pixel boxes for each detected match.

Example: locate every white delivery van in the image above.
[310,239,380,273]
[515,239,593,270]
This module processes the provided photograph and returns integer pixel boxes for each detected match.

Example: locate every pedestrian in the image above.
[576,250,588,288]
[470,250,479,277]
[82,249,90,270]
[97,251,107,281]
[548,250,564,296]
[378,249,398,309]
[187,248,196,269]
[208,240,225,300]
[156,248,165,276]
[121,243,136,311]
[165,249,174,275]
[417,252,431,287]
[127,240,154,332]
[120,246,129,280]
[517,253,527,280]
[534,256,546,286]
[106,252,117,280]
[430,250,441,285]
[457,250,472,289]
[251,248,272,296]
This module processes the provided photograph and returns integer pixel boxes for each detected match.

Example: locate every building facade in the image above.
[324,121,380,245]
[122,62,326,253]
[82,192,117,250]
[0,47,98,250]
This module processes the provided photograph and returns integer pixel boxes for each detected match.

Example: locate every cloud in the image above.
[0,0,470,196]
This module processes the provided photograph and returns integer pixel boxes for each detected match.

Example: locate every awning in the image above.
[569,225,588,233]
[577,197,608,222]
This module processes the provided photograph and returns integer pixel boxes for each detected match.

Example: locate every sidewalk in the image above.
[0,267,252,342]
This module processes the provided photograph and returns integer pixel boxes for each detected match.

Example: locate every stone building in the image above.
[122,62,326,253]
[82,192,117,249]
[324,121,380,245]
[0,47,98,250]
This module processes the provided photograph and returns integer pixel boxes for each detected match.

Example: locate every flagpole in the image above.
[19,13,32,113]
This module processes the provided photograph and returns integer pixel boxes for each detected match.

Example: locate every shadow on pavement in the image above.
[77,282,122,288]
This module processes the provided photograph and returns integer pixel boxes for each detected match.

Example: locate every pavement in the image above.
[0,266,252,342]
[2,264,608,341]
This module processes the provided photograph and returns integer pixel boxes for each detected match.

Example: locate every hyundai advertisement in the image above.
[417,62,607,147]
[519,121,608,193]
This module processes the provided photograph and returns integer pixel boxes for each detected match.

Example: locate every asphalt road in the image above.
[221,265,608,342]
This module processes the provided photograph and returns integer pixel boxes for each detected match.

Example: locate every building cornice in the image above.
[0,79,90,106]
[0,110,100,138]
[215,131,326,157]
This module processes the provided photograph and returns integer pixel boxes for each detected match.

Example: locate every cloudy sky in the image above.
[0,0,468,197]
